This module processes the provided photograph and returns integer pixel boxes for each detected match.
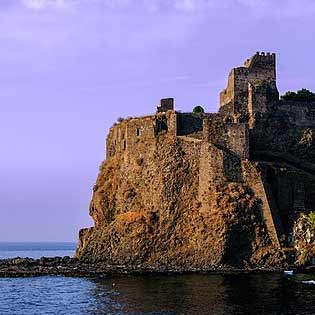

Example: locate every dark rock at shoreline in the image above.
[0,256,286,278]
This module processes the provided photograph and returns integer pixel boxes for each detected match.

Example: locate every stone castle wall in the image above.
[276,101,315,127]
[106,109,245,161]
[203,117,249,159]
[106,110,177,159]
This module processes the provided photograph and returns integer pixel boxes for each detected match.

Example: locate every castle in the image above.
[77,53,315,267]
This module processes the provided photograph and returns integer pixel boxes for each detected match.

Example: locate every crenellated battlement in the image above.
[244,51,276,69]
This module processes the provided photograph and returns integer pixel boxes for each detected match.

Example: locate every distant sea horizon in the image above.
[0,242,77,259]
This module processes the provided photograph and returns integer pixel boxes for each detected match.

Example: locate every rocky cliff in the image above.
[76,53,315,270]
[75,135,283,269]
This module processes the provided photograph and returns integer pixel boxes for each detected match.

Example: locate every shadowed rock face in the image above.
[76,53,315,269]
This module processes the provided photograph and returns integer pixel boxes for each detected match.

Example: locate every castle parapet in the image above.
[106,105,177,159]
[244,52,276,78]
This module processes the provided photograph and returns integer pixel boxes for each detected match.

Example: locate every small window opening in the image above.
[136,127,142,137]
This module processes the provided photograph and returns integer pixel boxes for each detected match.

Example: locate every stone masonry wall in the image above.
[106,111,177,160]
[219,52,277,117]
[276,101,315,127]
[246,52,276,82]
[198,142,224,213]
[242,161,281,249]
[220,69,235,107]
[203,118,249,159]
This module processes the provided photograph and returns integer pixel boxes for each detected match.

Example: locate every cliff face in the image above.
[76,53,315,269]
[76,135,283,269]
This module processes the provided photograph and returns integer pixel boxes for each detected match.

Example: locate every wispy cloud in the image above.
[174,0,196,11]
[16,0,315,18]
[21,0,72,10]
[18,0,214,12]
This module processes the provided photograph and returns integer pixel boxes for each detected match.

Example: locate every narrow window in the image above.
[136,127,143,137]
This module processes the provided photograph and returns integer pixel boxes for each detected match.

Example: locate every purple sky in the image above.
[1,0,315,242]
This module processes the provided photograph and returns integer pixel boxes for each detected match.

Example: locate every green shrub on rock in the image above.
[293,212,315,266]
[192,105,205,114]
[281,89,315,102]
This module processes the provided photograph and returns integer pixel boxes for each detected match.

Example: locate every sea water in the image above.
[0,242,76,259]
[1,243,315,315]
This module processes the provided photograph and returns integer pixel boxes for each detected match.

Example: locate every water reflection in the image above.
[89,273,315,315]
[1,273,315,314]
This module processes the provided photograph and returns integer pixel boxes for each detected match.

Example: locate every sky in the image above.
[1,0,315,242]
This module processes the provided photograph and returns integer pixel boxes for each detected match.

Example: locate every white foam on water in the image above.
[300,280,315,285]
[284,270,294,275]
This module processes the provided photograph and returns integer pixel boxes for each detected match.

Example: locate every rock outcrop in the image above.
[76,52,315,269]
[76,137,282,269]
[0,257,286,277]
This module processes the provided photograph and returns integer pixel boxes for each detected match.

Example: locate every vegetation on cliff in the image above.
[294,212,315,266]
[192,105,205,114]
[281,89,315,102]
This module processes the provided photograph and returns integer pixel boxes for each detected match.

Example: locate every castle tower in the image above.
[157,98,174,113]
[219,52,279,122]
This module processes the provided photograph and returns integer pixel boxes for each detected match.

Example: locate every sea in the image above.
[0,243,315,315]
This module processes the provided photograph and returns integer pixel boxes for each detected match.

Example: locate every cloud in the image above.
[20,0,79,10]
[14,0,315,28]
[20,0,135,11]
[174,0,196,11]
[16,0,315,17]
